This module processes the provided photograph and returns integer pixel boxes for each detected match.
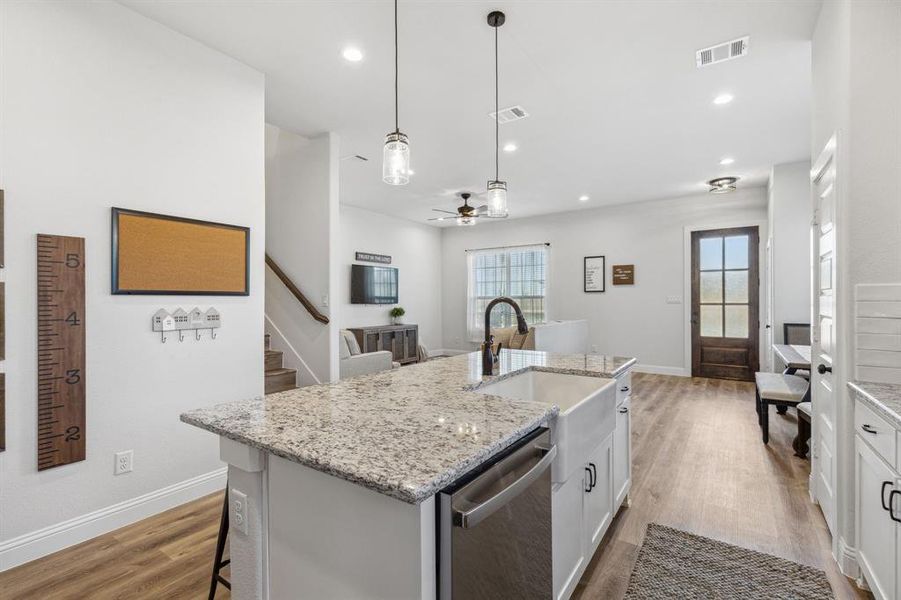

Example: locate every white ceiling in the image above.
[120,0,819,225]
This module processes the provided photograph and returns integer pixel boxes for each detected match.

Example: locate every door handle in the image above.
[453,445,557,529]
[862,424,879,435]
[890,490,901,523]
[881,481,893,511]
[817,364,832,375]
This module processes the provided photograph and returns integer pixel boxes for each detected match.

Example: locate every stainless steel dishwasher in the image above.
[438,427,556,599]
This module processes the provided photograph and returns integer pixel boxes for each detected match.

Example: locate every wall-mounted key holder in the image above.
[152,307,221,342]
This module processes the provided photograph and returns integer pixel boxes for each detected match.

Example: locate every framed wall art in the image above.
[112,208,250,295]
[584,256,605,293]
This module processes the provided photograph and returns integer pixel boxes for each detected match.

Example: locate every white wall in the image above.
[0,1,265,569]
[338,206,444,351]
[441,189,768,374]
[265,125,340,383]
[767,161,813,346]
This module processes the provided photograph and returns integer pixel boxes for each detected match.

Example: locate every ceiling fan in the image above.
[428,192,488,226]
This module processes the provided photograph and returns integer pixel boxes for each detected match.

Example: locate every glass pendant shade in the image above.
[456,215,476,227]
[382,131,411,186]
[486,180,508,218]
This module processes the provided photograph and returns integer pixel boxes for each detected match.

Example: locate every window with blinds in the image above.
[466,244,548,341]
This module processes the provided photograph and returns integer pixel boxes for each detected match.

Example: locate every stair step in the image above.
[265,349,284,371]
[265,367,296,394]
[264,333,271,350]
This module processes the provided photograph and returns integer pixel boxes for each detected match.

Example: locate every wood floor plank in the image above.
[0,373,870,599]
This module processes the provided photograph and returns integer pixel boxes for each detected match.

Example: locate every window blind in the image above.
[466,244,548,342]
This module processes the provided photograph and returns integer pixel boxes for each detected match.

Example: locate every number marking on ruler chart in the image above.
[36,234,86,470]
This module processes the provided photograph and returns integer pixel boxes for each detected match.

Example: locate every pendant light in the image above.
[382,0,411,185]
[486,11,508,218]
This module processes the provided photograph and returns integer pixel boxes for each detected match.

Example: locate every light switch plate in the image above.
[231,488,248,535]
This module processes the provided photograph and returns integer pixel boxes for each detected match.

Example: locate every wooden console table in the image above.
[347,324,419,365]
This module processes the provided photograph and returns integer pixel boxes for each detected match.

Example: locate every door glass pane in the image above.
[700,305,723,337]
[725,271,748,303]
[700,272,722,303]
[724,236,749,269]
[700,237,722,270]
[725,305,749,338]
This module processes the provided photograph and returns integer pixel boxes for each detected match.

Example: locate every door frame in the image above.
[682,219,768,377]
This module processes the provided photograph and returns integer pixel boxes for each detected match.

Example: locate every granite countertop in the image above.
[848,381,901,430]
[181,349,636,504]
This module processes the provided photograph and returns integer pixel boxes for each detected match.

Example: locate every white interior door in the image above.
[811,137,838,534]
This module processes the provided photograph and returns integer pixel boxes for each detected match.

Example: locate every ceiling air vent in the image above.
[489,105,529,124]
[696,36,749,68]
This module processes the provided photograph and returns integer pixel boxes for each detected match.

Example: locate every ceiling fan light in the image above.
[486,180,508,218]
[382,131,410,185]
[457,215,477,227]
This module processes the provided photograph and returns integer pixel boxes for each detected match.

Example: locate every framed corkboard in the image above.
[112,208,249,295]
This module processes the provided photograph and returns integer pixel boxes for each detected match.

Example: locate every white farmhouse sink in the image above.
[476,371,616,482]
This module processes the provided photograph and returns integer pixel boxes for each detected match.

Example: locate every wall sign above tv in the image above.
[355,251,392,264]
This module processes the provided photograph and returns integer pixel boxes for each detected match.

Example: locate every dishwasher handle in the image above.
[454,445,557,529]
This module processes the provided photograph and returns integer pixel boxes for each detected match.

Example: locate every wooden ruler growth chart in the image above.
[37,234,86,470]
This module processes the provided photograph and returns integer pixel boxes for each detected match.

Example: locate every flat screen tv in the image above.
[351,264,398,304]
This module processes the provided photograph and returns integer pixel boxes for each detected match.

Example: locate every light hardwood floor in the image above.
[0,373,869,599]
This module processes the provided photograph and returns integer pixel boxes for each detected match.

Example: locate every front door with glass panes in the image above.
[691,226,760,380]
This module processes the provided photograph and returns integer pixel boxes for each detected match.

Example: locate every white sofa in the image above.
[339,330,397,379]
[490,320,589,354]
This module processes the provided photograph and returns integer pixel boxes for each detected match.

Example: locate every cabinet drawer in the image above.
[616,371,632,405]
[855,400,898,470]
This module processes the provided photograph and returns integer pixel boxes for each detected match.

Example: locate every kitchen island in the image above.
[182,349,635,599]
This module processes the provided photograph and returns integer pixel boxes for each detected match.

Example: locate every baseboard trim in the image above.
[0,467,227,572]
[836,536,859,579]
[433,348,470,356]
[632,364,690,377]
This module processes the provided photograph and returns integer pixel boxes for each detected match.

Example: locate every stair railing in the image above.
[265,254,330,325]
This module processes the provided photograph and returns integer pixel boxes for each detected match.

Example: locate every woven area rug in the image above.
[624,524,834,599]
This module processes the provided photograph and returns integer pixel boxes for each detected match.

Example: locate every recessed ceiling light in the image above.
[719,157,735,165]
[579,195,590,202]
[503,143,518,153]
[342,46,364,62]
[713,93,734,105]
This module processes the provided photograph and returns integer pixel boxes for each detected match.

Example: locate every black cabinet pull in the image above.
[881,481,893,511]
[890,490,901,523]
[588,462,597,491]
[817,364,832,375]
[618,407,629,414]
[861,424,878,435]
[585,467,593,492]
[620,386,630,392]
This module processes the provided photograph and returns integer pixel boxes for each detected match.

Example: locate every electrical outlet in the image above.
[231,488,248,535]
[321,293,329,307]
[666,295,683,305]
[114,450,133,475]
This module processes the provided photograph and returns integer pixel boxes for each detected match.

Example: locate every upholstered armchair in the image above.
[339,330,398,379]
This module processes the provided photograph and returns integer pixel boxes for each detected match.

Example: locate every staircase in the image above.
[264,333,298,394]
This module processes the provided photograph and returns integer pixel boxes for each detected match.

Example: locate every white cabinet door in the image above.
[583,435,613,557]
[552,473,586,600]
[614,398,631,509]
[856,438,898,600]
